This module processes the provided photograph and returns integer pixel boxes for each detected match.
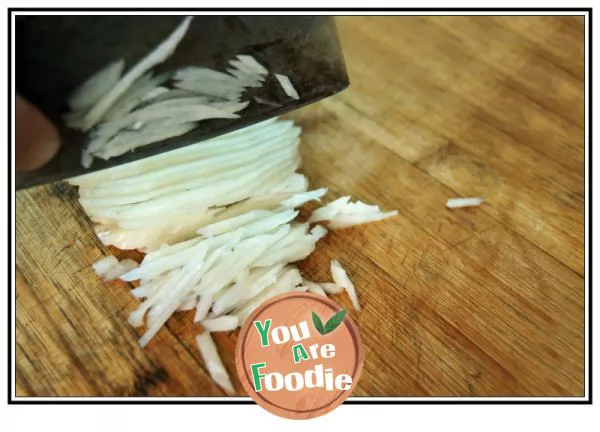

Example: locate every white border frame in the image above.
[5,9,591,405]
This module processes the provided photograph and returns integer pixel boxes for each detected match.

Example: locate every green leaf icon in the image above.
[312,311,325,335]
[323,309,347,334]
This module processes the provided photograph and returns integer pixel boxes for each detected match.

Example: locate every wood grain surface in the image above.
[15,15,585,397]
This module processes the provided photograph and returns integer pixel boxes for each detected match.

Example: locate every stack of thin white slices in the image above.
[69,118,307,250]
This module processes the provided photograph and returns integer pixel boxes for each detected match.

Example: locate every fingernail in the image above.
[16,94,61,171]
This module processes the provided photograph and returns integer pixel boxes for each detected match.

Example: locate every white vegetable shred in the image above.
[274,74,300,100]
[201,316,239,332]
[331,259,361,311]
[80,16,194,132]
[309,196,398,229]
[196,332,235,395]
[446,197,483,208]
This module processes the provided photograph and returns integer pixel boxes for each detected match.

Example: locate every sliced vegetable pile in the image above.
[64,16,398,394]
[70,119,306,250]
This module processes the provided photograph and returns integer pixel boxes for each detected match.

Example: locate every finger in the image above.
[16,94,61,171]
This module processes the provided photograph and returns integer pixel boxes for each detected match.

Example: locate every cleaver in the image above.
[15,15,349,190]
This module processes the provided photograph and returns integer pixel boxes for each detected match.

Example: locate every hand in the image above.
[16,93,61,171]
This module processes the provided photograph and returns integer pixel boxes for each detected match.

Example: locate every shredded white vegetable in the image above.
[76,120,302,249]
[446,197,483,208]
[309,196,398,229]
[331,259,360,311]
[236,55,269,75]
[67,59,125,113]
[194,294,213,323]
[67,18,284,168]
[303,280,327,296]
[79,16,193,131]
[226,67,264,88]
[321,282,344,295]
[75,17,192,131]
[253,97,282,108]
[201,316,239,332]
[196,332,235,395]
[274,74,300,100]
[101,72,172,122]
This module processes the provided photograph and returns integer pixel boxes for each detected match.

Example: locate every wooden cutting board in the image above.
[15,16,585,397]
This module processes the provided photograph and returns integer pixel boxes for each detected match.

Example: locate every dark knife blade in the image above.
[15,15,349,190]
